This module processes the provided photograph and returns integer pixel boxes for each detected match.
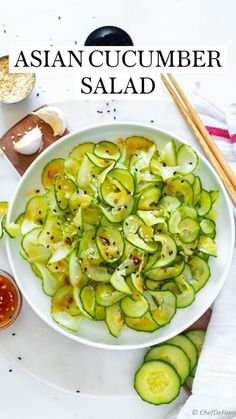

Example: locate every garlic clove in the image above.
[13,126,43,155]
[33,106,66,136]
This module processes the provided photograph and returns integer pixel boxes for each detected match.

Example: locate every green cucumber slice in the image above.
[22,228,51,264]
[36,263,65,296]
[108,168,135,193]
[64,157,80,180]
[178,217,200,243]
[200,219,215,236]
[158,196,181,213]
[125,311,159,332]
[177,144,198,171]
[100,196,134,223]
[120,278,149,318]
[123,215,158,253]
[137,210,166,227]
[69,251,86,288]
[185,329,206,356]
[134,360,181,405]
[166,334,198,371]
[168,205,198,234]
[198,235,217,256]
[125,136,154,160]
[86,152,113,168]
[186,375,194,391]
[0,202,8,238]
[51,286,82,331]
[150,290,176,326]
[164,177,193,204]
[69,190,92,214]
[80,285,96,317]
[95,305,106,320]
[95,284,125,306]
[193,176,202,205]
[138,185,162,210]
[110,270,132,295]
[197,190,212,216]
[94,141,121,161]
[144,343,190,384]
[48,246,71,264]
[54,175,77,210]
[69,142,94,161]
[151,233,177,268]
[188,256,210,292]
[159,140,177,166]
[4,222,21,238]
[105,302,124,337]
[38,213,62,248]
[96,226,124,263]
[210,190,219,205]
[21,196,48,235]
[42,158,65,190]
[145,257,185,281]
[100,176,130,208]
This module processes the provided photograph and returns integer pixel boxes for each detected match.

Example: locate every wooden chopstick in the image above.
[161,73,236,205]
[167,73,236,191]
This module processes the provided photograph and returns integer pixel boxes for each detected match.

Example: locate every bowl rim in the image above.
[6,121,235,350]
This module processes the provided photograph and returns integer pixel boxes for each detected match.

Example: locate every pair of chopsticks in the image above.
[161,73,236,206]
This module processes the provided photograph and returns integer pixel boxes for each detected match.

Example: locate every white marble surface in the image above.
[0,0,236,418]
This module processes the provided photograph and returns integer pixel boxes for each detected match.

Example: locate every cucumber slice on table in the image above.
[134,360,181,405]
[166,334,198,372]
[185,329,206,356]
[144,343,190,384]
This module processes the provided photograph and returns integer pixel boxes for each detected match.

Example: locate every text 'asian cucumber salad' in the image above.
[4,136,218,337]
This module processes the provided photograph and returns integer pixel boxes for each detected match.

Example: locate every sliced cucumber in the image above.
[0,202,8,238]
[125,311,159,332]
[159,140,177,166]
[64,157,80,181]
[188,256,210,292]
[69,251,86,288]
[108,168,135,194]
[100,197,134,223]
[110,270,132,295]
[86,152,113,168]
[198,235,217,256]
[21,196,48,235]
[152,233,177,268]
[177,144,198,171]
[69,142,94,161]
[80,285,96,317]
[200,219,215,236]
[145,257,185,281]
[134,360,181,405]
[4,222,21,238]
[150,290,176,326]
[105,302,124,337]
[42,158,65,190]
[158,196,181,213]
[54,175,76,210]
[95,284,125,306]
[125,136,154,160]
[96,226,124,263]
[138,185,162,210]
[193,176,202,205]
[166,334,198,371]
[197,190,212,216]
[185,329,206,356]
[144,343,190,384]
[94,141,121,161]
[36,263,65,296]
[178,217,200,243]
[123,215,158,253]
[164,177,193,204]
[120,278,149,318]
[100,176,129,208]
[22,228,51,264]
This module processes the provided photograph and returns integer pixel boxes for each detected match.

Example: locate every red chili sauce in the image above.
[0,273,20,328]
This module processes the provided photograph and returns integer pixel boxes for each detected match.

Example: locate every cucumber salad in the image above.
[4,136,218,337]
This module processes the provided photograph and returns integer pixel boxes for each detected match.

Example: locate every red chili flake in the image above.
[114,198,119,204]
[104,160,110,163]
[133,256,141,266]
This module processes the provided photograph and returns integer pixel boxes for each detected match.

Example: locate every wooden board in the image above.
[0,109,212,395]
[0,106,69,175]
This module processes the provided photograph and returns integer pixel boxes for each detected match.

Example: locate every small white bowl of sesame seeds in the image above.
[0,55,36,104]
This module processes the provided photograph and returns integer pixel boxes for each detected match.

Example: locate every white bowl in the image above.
[6,122,235,350]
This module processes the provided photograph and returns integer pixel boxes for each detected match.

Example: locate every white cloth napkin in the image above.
[167,87,236,419]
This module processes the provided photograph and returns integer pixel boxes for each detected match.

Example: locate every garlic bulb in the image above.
[13,126,43,155]
[33,106,66,136]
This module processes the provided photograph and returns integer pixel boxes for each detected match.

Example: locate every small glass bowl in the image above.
[0,270,22,330]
